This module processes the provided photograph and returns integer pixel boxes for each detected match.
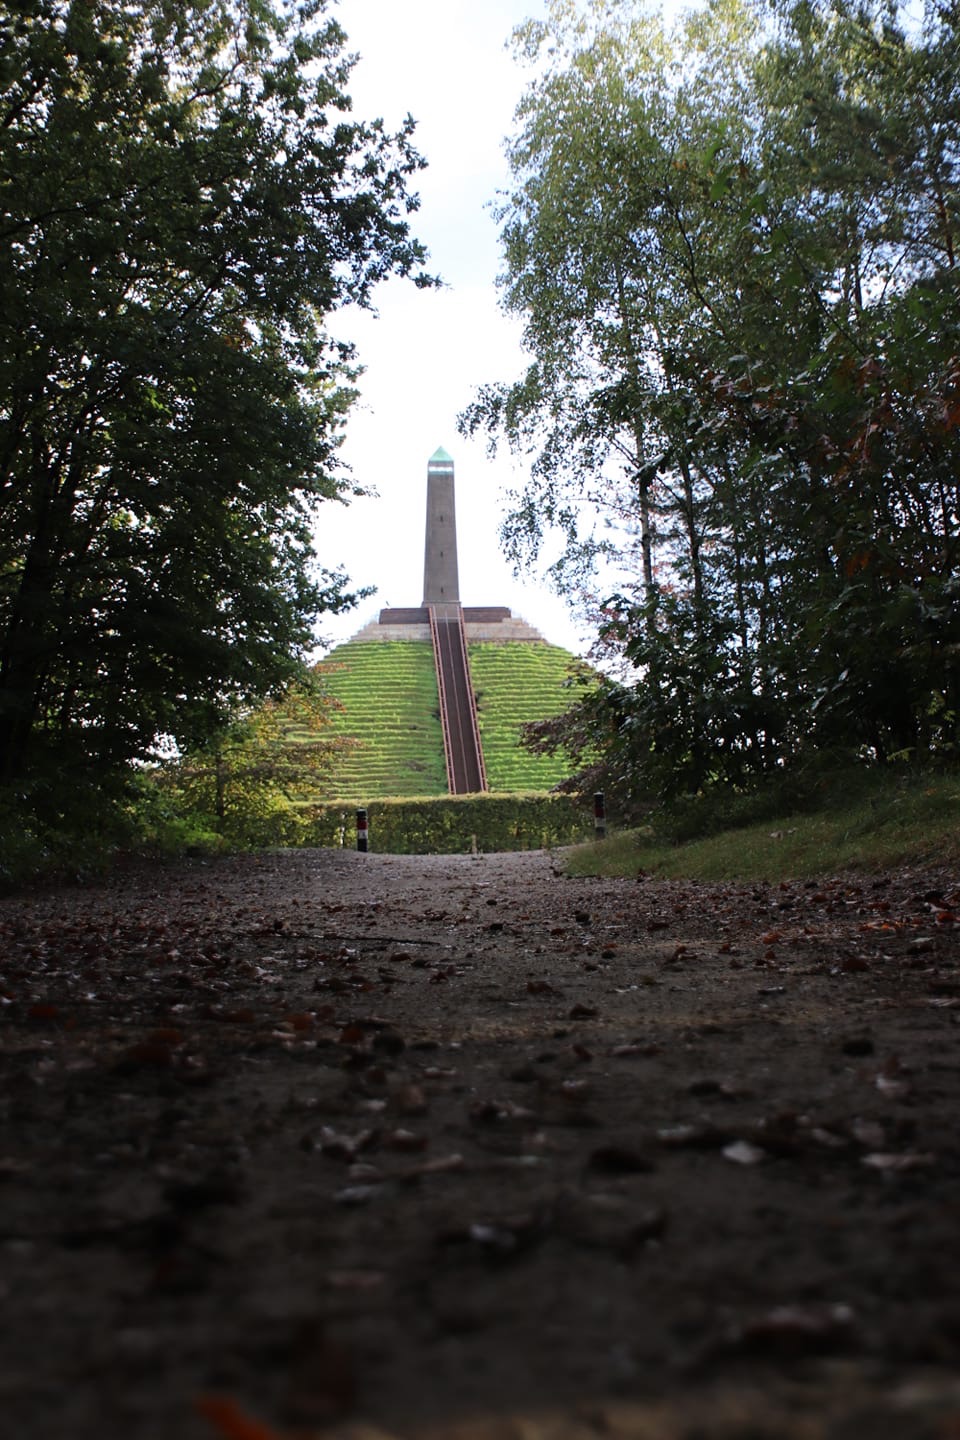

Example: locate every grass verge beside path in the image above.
[565,769,960,882]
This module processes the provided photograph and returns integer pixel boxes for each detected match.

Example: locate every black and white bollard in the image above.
[356,808,369,853]
[594,791,606,841]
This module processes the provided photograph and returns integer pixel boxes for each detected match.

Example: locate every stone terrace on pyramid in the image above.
[322,449,586,800]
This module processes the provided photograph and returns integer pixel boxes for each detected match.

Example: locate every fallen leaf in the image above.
[862,1151,936,1172]
[327,1269,386,1290]
[27,1003,59,1020]
[318,1127,376,1161]
[196,1394,285,1440]
[347,1162,383,1183]
[849,1118,886,1148]
[441,1210,545,1258]
[382,1128,428,1152]
[338,1023,367,1046]
[393,1083,429,1113]
[469,1098,536,1124]
[333,1185,380,1206]
[281,1012,314,1032]
[397,1152,464,1179]
[732,1302,857,1355]
[0,1157,33,1178]
[147,1026,185,1045]
[114,1040,174,1070]
[657,1123,728,1149]
[722,1140,767,1166]
[876,1073,912,1100]
[467,1222,523,1253]
[807,1126,848,1150]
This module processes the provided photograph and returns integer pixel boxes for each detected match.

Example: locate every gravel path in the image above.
[2,847,960,1438]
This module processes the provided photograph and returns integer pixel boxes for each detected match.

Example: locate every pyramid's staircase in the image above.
[428,604,486,794]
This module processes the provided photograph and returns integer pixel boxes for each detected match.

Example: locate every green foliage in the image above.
[466,0,960,799]
[122,774,227,861]
[520,669,664,822]
[147,675,348,848]
[0,764,147,888]
[307,791,594,854]
[0,0,433,808]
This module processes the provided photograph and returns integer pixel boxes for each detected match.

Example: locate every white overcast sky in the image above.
[315,0,587,656]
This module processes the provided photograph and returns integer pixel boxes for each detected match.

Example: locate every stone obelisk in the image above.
[422,446,459,605]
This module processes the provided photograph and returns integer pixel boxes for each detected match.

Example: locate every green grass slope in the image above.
[316,636,589,801]
[564,769,960,883]
[318,641,447,801]
[468,641,584,793]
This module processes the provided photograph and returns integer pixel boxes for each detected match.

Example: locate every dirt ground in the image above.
[2,844,960,1440]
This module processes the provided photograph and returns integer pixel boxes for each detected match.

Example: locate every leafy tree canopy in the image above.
[149,668,353,850]
[465,0,960,804]
[0,0,434,807]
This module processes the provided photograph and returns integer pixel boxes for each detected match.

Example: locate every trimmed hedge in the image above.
[304,791,594,854]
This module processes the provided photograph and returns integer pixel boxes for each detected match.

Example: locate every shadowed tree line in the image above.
[462,0,960,815]
[0,0,433,865]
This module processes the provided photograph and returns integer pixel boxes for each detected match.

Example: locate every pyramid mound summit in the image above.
[319,450,589,801]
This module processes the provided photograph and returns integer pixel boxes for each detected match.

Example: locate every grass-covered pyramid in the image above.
[318,631,589,801]
[316,449,593,803]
